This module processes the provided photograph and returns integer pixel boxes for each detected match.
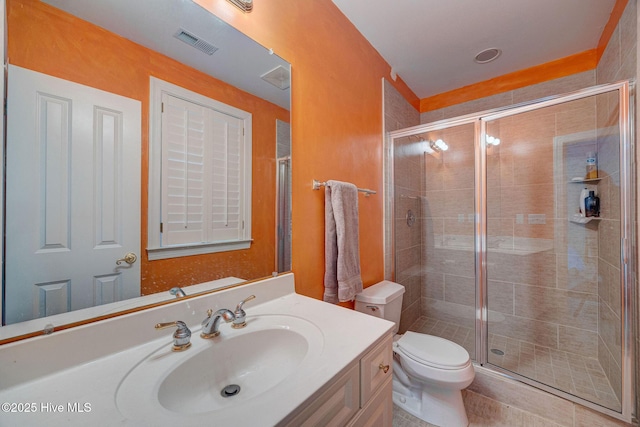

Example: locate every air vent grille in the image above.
[174,29,218,55]
[261,65,290,90]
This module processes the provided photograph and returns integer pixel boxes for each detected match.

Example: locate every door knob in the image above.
[116,252,138,265]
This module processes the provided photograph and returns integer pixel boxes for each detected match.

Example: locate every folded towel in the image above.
[323,180,363,303]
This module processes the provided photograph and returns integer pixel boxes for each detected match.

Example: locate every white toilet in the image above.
[355,281,475,427]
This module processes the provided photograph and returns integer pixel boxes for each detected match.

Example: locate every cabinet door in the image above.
[360,334,393,405]
[283,364,360,427]
[348,376,393,427]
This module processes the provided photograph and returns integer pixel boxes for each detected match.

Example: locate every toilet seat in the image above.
[395,332,470,370]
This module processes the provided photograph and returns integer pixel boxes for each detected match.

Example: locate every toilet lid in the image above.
[396,332,470,370]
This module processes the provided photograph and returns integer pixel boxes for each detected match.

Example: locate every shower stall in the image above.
[276,119,292,273]
[276,156,292,272]
[388,81,635,420]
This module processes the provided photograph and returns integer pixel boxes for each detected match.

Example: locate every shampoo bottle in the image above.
[579,188,589,216]
[585,190,600,217]
[586,152,598,179]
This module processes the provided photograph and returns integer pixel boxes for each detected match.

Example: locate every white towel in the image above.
[323,180,363,303]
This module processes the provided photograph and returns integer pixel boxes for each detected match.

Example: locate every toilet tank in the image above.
[355,281,405,334]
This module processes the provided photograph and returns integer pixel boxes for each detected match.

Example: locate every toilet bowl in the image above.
[355,281,474,427]
[393,332,475,426]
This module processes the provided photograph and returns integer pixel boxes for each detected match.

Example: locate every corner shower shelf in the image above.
[569,214,602,224]
[569,177,602,184]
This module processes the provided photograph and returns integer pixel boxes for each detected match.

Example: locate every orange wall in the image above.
[8,0,290,294]
[194,0,419,302]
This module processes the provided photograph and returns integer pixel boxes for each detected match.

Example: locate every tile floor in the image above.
[392,404,436,427]
[392,400,567,427]
[407,316,621,412]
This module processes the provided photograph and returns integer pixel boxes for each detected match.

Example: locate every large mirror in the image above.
[1,0,291,341]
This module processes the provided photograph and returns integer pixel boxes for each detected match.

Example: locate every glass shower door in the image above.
[393,123,477,359]
[484,90,624,411]
[276,157,291,272]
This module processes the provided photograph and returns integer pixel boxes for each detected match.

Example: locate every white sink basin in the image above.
[158,327,309,413]
[115,314,324,423]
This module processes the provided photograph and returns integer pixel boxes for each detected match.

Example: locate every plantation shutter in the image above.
[160,93,245,247]
[210,110,244,241]
[161,94,208,246]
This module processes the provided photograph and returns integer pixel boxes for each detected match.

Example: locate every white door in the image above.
[4,65,141,324]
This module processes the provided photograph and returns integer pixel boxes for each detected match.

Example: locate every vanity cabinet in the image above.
[283,334,393,427]
[347,377,393,427]
[359,334,393,403]
[0,274,396,427]
[283,363,360,426]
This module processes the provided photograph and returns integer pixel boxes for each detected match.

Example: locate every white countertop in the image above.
[0,273,393,426]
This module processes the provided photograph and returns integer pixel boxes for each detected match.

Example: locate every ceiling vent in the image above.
[173,29,218,55]
[474,48,502,64]
[261,65,290,90]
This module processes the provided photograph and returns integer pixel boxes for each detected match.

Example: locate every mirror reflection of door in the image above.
[4,65,141,324]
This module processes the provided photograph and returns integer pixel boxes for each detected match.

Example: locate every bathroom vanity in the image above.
[0,273,394,426]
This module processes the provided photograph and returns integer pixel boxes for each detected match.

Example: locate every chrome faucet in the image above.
[169,287,187,298]
[201,308,235,339]
[232,295,256,329]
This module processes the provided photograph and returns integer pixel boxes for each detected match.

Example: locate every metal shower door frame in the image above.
[388,79,635,422]
[477,80,634,422]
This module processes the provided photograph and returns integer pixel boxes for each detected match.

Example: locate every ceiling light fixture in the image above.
[474,48,502,64]
[227,0,253,12]
[433,139,449,151]
[418,138,449,161]
[486,135,501,146]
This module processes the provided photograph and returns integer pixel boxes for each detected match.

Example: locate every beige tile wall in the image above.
[595,0,636,406]
[419,97,605,367]
[420,123,477,356]
[417,71,603,381]
[394,136,425,333]
[596,101,623,403]
[383,79,420,332]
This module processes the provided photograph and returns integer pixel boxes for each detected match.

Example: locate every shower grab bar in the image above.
[312,179,376,196]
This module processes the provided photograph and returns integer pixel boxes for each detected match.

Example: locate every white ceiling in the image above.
[331,0,617,99]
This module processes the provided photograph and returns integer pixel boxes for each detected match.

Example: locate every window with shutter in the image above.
[148,78,252,260]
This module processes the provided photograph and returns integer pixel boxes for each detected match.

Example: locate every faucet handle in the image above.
[201,309,214,331]
[155,320,192,352]
[232,295,256,329]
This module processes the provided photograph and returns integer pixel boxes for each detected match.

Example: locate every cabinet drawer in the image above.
[283,363,360,427]
[359,334,393,405]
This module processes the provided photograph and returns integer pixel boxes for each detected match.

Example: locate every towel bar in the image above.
[312,179,376,196]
